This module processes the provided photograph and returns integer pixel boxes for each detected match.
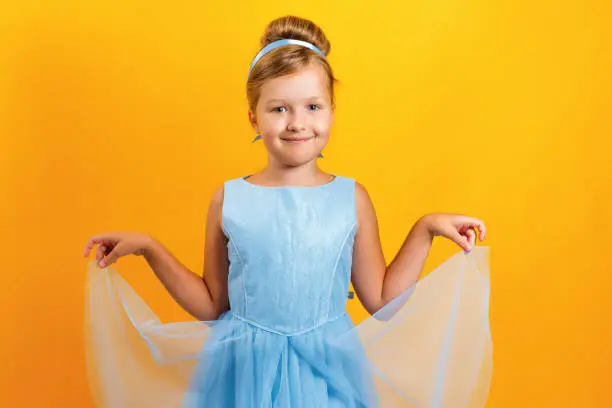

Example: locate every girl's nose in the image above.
[287,112,306,132]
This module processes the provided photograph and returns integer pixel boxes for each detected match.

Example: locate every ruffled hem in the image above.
[85,247,492,407]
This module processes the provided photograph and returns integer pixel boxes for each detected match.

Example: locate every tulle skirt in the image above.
[84,247,492,407]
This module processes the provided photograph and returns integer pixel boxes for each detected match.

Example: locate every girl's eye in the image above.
[273,105,321,112]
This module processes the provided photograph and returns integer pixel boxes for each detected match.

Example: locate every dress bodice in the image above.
[221,176,357,335]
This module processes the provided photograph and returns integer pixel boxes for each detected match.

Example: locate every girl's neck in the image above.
[251,163,332,187]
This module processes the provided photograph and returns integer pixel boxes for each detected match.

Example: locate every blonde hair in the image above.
[246,16,338,113]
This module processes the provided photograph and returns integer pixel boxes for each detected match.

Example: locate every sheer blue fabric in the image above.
[85,176,492,407]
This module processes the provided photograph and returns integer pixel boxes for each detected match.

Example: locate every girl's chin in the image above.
[273,151,320,166]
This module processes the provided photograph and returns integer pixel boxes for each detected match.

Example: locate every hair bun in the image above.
[261,15,331,56]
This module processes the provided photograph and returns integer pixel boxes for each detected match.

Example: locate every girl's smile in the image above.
[281,136,314,143]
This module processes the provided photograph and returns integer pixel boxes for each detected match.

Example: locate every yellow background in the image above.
[1,1,610,407]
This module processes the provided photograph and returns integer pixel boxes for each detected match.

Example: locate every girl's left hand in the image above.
[421,213,486,252]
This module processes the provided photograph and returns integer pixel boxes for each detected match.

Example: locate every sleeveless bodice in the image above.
[221,176,357,335]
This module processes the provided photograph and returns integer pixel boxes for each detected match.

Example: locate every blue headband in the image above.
[247,39,326,78]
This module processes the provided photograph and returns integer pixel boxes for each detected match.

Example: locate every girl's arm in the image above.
[350,183,485,315]
[143,186,230,321]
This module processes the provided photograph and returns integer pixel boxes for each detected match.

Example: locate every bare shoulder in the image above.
[210,184,225,207]
[353,181,378,232]
[354,181,370,200]
[207,184,226,230]
[354,181,374,211]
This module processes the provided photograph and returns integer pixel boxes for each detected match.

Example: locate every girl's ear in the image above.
[248,110,259,134]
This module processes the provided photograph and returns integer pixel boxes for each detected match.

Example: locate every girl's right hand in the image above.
[83,232,153,268]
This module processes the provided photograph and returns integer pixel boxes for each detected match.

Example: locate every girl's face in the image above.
[249,63,334,167]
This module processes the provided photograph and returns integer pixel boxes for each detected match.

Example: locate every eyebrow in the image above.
[266,97,325,104]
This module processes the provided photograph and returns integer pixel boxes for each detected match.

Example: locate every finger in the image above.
[99,243,124,268]
[98,252,113,268]
[84,235,105,257]
[480,223,486,240]
[96,245,107,263]
[84,233,120,257]
[460,217,486,241]
[450,230,472,252]
[464,229,476,248]
[473,220,486,241]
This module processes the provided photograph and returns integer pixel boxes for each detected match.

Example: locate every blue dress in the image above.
[85,176,492,407]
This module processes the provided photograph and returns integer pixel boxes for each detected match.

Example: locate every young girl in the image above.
[83,16,491,408]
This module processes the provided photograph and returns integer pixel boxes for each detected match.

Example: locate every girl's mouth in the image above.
[281,137,313,143]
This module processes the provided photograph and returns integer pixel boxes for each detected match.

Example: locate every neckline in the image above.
[240,174,339,189]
